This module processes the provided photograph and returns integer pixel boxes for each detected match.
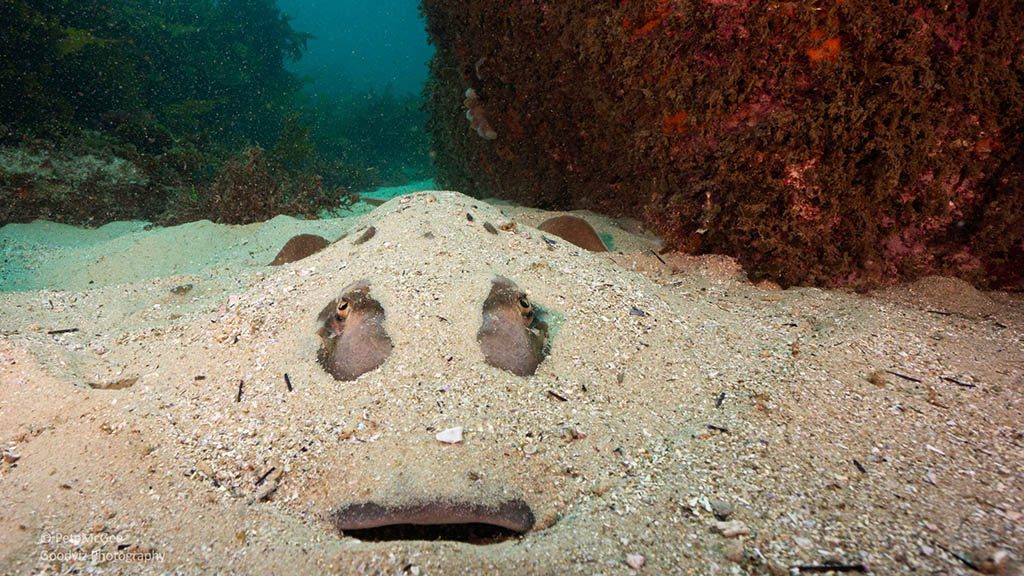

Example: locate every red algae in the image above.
[806,37,841,61]
[662,111,689,135]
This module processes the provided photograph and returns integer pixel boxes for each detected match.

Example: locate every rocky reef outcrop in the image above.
[421,0,1024,290]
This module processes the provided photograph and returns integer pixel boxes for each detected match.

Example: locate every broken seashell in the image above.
[435,427,464,444]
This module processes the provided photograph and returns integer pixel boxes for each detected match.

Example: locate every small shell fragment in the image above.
[436,427,464,444]
[713,520,750,538]
[625,553,646,570]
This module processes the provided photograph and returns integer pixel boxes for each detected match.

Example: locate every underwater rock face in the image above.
[317,281,394,381]
[422,0,1024,290]
[270,234,330,265]
[538,215,608,252]
[477,276,547,376]
[0,148,154,225]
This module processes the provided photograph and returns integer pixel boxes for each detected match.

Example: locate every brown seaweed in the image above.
[270,234,330,265]
[537,215,607,252]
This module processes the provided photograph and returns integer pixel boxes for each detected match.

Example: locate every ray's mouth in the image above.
[330,499,535,544]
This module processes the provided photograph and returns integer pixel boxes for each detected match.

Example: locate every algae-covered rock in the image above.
[421,0,1024,290]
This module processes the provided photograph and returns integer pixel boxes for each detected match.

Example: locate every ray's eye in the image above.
[518,296,533,317]
[335,299,350,321]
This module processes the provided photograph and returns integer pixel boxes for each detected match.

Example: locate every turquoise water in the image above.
[0,1,434,231]
[278,0,433,97]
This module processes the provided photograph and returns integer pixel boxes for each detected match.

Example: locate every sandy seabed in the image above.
[0,191,1021,575]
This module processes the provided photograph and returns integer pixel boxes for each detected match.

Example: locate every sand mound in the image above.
[0,192,1020,574]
